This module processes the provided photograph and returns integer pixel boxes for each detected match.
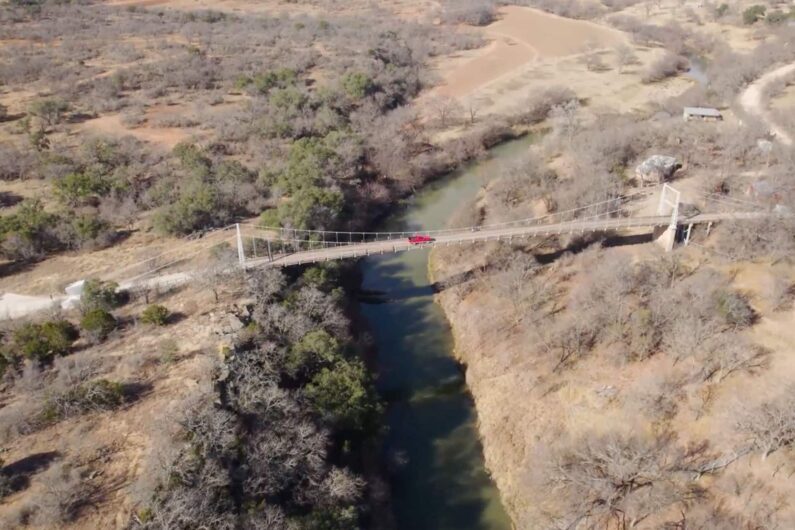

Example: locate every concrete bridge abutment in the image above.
[654,184,680,252]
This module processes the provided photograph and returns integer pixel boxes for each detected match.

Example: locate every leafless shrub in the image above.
[580,42,608,72]
[291,286,349,339]
[427,94,464,129]
[0,501,37,528]
[635,374,685,424]
[441,0,497,26]
[0,409,30,446]
[318,467,365,505]
[40,379,127,423]
[13,360,46,393]
[52,354,105,389]
[767,272,795,311]
[149,114,200,128]
[681,472,788,528]
[614,44,639,73]
[247,268,286,307]
[243,417,329,501]
[715,214,795,262]
[708,32,795,100]
[0,143,36,180]
[32,462,94,525]
[543,313,600,371]
[490,151,557,216]
[541,431,710,529]
[651,268,756,362]
[491,253,548,322]
[517,0,603,20]
[683,7,702,25]
[698,333,769,383]
[120,108,147,128]
[568,252,637,342]
[549,99,581,144]
[736,386,795,457]
[601,0,642,10]
[642,52,688,84]
[512,86,577,125]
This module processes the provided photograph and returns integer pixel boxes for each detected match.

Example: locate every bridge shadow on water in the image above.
[359,252,509,530]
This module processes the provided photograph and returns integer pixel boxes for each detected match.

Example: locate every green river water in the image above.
[358,136,535,530]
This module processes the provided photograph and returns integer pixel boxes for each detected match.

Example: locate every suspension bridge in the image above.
[234,184,769,268]
[116,184,771,283]
[0,184,776,319]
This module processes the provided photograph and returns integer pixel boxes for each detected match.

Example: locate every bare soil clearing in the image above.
[424,6,695,122]
[434,6,626,100]
[79,114,202,150]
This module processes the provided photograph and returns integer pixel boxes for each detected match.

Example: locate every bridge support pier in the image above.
[654,225,677,252]
[654,184,681,252]
[236,223,246,267]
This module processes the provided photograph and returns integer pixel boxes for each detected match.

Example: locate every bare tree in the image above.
[581,41,606,72]
[441,0,497,26]
[492,255,546,323]
[767,272,795,311]
[428,95,464,129]
[615,44,639,74]
[33,463,95,525]
[544,431,711,529]
[736,387,795,458]
[549,99,580,145]
[698,333,769,383]
[197,244,240,303]
[544,314,599,371]
[466,101,479,126]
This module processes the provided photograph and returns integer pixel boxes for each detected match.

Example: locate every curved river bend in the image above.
[358,137,534,529]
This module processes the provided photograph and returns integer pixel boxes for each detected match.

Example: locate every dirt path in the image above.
[739,61,795,146]
[435,6,625,100]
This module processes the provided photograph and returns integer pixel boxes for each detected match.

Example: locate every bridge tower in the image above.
[655,184,680,252]
[236,223,246,267]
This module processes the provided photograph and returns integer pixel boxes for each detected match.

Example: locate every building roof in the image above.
[683,106,722,117]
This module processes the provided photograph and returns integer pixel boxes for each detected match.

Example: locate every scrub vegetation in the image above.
[0,0,511,265]
[431,2,795,527]
[0,0,477,527]
[2,0,795,529]
[131,266,381,529]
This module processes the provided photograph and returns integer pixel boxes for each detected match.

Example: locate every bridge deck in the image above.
[245,211,767,268]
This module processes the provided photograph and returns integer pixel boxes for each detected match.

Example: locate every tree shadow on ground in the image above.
[122,381,153,403]
[0,192,23,209]
[1,451,61,495]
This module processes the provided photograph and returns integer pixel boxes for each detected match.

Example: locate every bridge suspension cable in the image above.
[93,184,774,288]
[239,186,658,245]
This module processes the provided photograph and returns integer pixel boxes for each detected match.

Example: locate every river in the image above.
[358,136,535,530]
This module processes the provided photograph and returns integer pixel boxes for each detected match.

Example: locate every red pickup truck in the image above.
[408,235,435,245]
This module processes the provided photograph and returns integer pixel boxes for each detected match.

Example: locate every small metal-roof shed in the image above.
[683,107,723,121]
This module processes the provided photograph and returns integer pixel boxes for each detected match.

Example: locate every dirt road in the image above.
[739,61,795,146]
